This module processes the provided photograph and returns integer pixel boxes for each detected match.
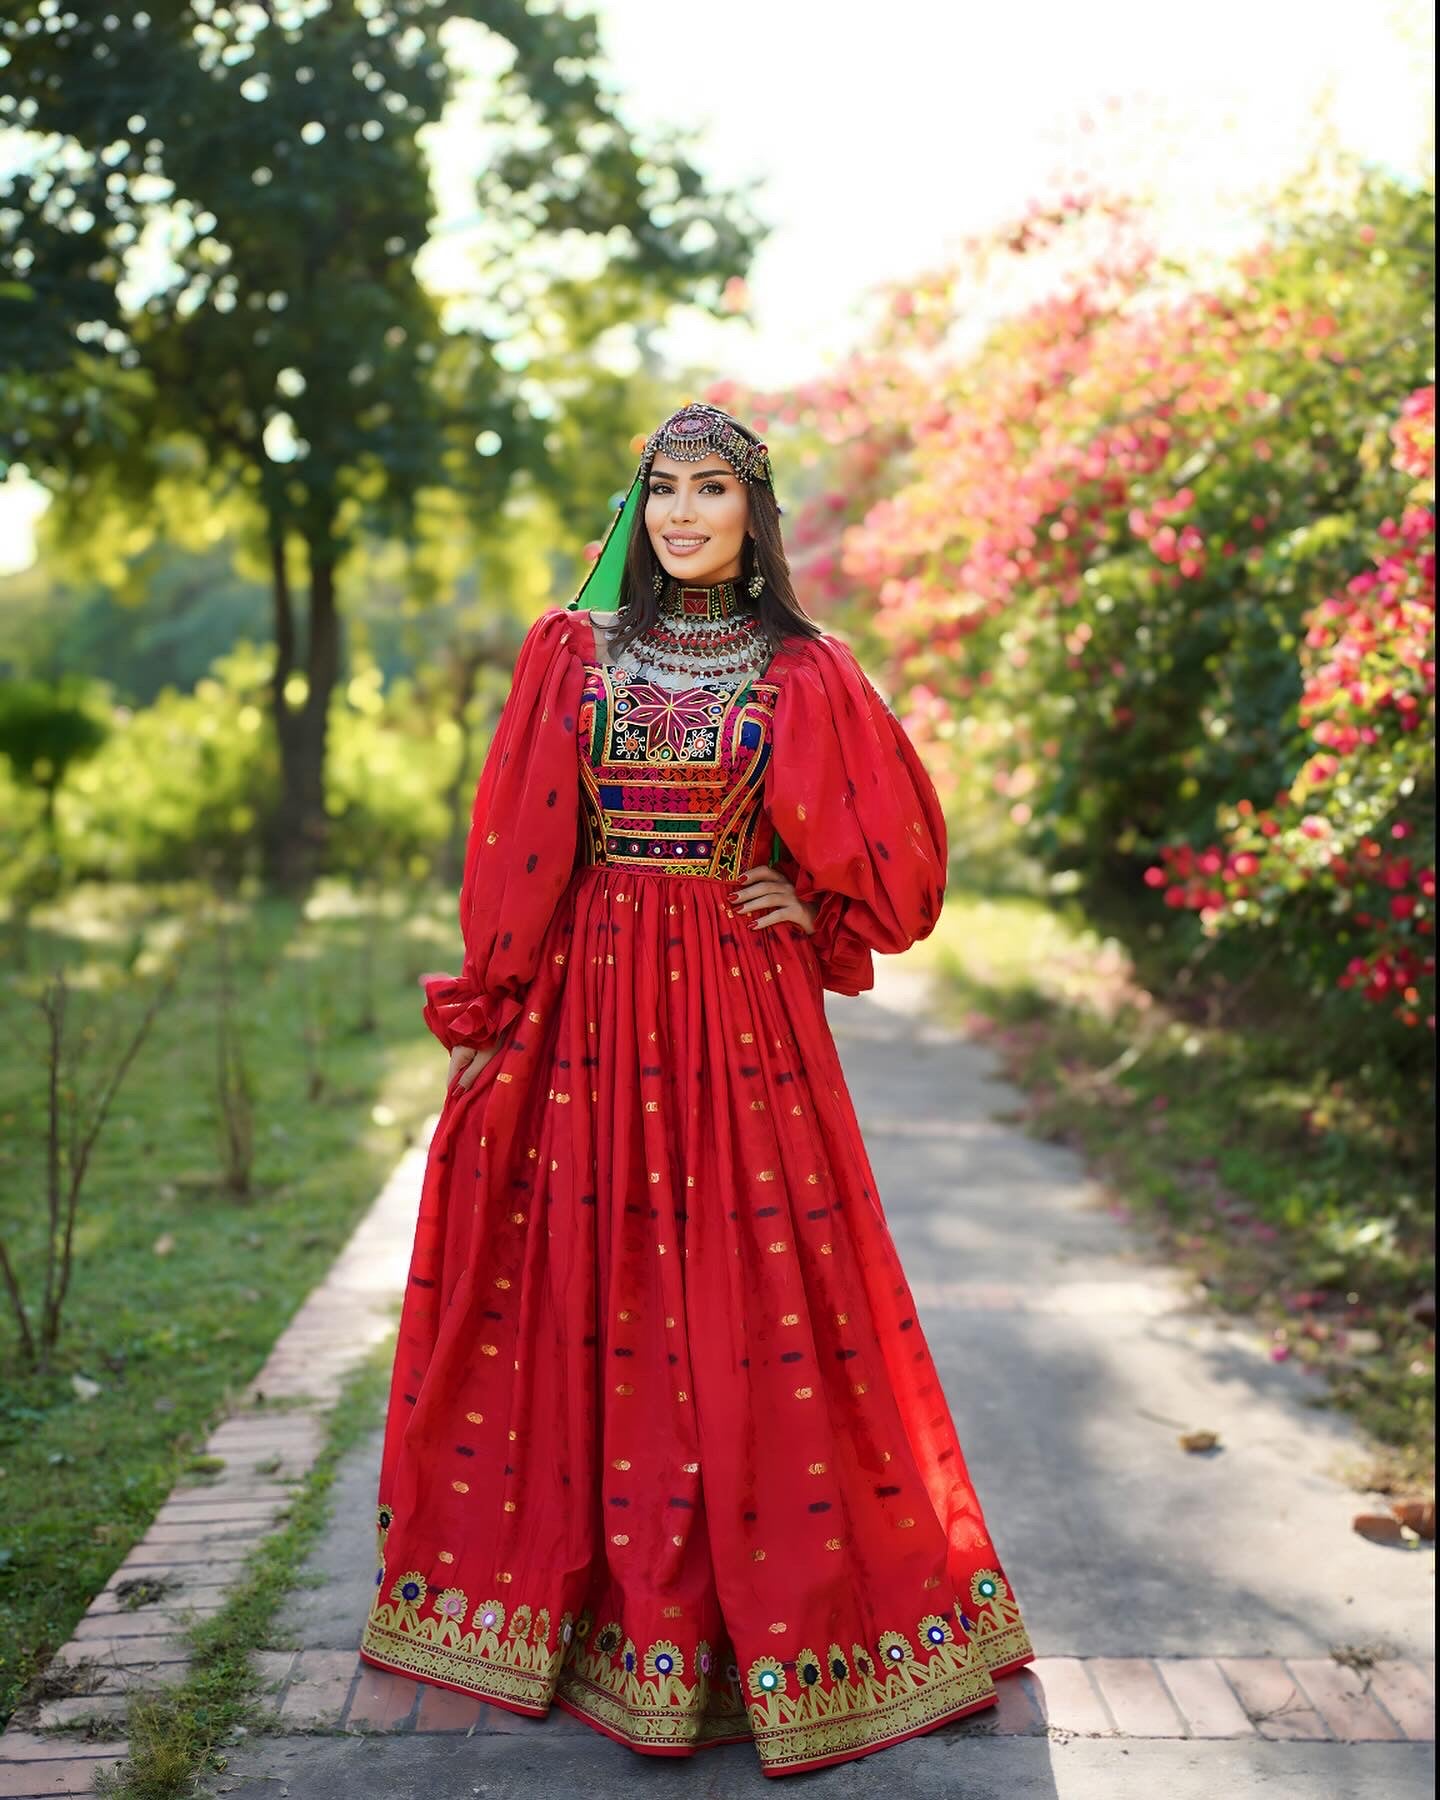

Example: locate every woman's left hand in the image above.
[730,865,818,935]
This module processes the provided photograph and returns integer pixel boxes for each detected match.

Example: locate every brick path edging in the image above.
[0,1136,432,1800]
[3,1648,1431,1796]
[250,1648,1434,1747]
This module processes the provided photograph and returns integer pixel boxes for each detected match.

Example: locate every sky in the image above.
[0,0,1431,574]
[586,0,1431,387]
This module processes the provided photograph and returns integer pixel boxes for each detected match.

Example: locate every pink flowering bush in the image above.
[1147,389,1435,1029]
[713,166,1434,1044]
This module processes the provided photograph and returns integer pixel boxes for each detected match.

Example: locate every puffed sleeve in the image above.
[764,633,948,996]
[420,607,585,1052]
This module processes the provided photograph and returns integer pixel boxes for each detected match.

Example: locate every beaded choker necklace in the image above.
[657,577,744,622]
[622,577,770,687]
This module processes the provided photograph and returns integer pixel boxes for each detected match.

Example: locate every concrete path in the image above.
[3,963,1432,1797]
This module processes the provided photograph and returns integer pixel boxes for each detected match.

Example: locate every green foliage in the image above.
[323,663,463,885]
[0,676,111,903]
[0,677,108,796]
[0,880,448,1726]
[51,648,278,886]
[0,2,765,876]
[0,763,45,894]
[0,3,763,549]
[0,543,272,703]
[5,632,512,893]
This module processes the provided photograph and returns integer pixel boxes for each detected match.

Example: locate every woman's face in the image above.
[644,455,752,587]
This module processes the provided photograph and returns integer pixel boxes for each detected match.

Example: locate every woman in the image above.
[360,402,1034,1777]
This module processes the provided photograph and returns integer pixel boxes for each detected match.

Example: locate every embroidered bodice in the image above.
[576,579,781,879]
[578,659,780,880]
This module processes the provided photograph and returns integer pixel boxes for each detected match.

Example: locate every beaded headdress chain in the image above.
[566,402,775,616]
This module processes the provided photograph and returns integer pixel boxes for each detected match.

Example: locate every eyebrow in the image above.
[648,467,733,480]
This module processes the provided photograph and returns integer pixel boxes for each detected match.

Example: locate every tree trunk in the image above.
[262,523,343,891]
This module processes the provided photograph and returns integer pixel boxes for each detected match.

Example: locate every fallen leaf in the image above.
[70,1374,101,1402]
[1178,1429,1221,1453]
[1352,1512,1406,1547]
[1390,1498,1436,1540]
[152,1233,176,1257]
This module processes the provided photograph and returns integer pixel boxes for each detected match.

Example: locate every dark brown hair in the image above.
[608,411,824,661]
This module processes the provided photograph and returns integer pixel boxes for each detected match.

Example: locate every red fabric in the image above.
[764,633,948,996]
[420,609,586,1054]
[365,609,1033,1777]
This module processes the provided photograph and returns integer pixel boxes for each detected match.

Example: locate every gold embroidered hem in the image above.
[748,1641,996,1773]
[359,1565,1034,1775]
[552,1660,752,1752]
[360,1604,557,1713]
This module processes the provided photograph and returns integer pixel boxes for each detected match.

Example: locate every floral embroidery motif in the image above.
[390,1571,426,1607]
[643,1640,684,1679]
[433,1587,468,1624]
[360,1524,1032,1772]
[972,1569,1006,1605]
[748,1655,787,1699]
[877,1628,916,1669]
[611,681,728,761]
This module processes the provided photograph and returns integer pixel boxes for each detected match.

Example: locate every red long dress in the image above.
[360,604,1035,1777]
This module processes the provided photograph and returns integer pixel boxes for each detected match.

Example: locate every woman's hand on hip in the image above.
[448,1040,499,1093]
[729,865,818,935]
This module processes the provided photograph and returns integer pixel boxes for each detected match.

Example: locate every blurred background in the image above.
[0,0,1433,1728]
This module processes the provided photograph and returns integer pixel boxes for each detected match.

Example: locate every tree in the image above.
[0,2,763,885]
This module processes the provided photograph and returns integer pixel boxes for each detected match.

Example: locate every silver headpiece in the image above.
[642,403,774,487]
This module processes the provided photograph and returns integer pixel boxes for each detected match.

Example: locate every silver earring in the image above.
[652,569,665,595]
[747,569,766,599]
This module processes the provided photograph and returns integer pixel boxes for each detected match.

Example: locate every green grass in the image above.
[909,886,1436,1492]
[0,878,457,1726]
[92,1344,393,1799]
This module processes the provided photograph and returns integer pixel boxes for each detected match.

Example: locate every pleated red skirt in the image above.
[360,861,1034,1776]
